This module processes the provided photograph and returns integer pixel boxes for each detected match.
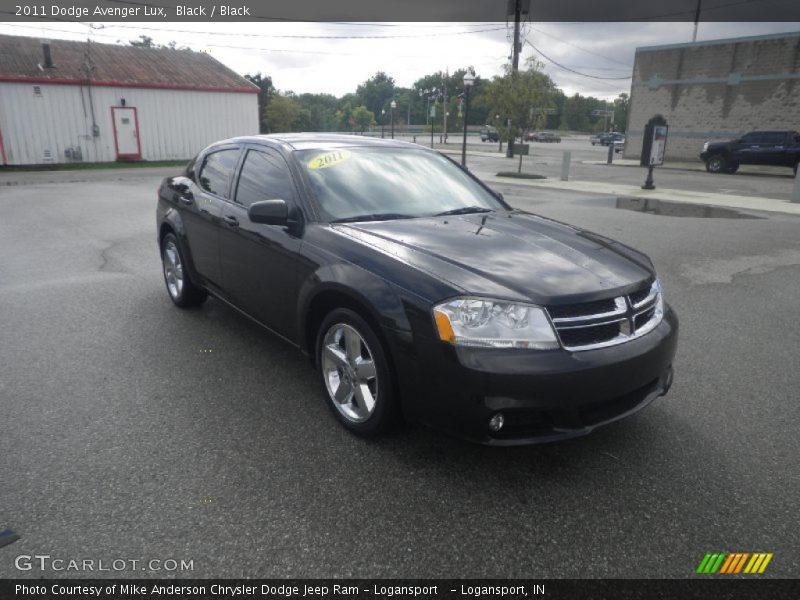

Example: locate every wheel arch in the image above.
[301,281,407,365]
[158,209,202,284]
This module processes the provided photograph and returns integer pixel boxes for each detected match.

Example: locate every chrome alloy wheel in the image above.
[162,240,184,300]
[321,323,379,423]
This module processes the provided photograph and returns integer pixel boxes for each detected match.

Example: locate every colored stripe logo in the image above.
[696,552,773,574]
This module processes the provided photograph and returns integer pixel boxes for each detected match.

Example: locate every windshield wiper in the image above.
[433,206,494,217]
[330,213,416,223]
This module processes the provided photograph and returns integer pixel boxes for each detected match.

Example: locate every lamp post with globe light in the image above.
[390,100,397,139]
[461,73,475,167]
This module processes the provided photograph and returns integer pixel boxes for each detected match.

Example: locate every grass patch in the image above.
[496,171,547,179]
[0,160,189,172]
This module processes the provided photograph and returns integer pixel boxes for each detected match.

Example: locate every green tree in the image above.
[129,36,186,50]
[356,72,395,118]
[480,59,557,142]
[265,93,300,133]
[351,106,376,133]
[613,93,629,133]
[245,72,275,133]
[129,35,155,47]
[296,93,339,131]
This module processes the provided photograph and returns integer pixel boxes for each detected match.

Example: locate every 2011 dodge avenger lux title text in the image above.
[156,134,678,445]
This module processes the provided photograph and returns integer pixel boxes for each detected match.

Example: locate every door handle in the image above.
[223,215,239,227]
[179,193,194,205]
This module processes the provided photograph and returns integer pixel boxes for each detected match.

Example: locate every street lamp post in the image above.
[381,109,385,139]
[390,100,397,139]
[461,73,475,167]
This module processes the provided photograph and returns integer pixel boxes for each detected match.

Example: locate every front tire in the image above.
[705,155,727,173]
[161,232,207,308]
[316,308,397,436]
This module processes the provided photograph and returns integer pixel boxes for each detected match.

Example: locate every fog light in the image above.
[489,412,505,432]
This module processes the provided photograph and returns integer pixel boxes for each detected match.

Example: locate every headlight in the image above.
[432,297,559,349]
[654,279,665,322]
[702,142,709,152]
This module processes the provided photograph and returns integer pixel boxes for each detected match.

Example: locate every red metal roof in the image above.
[0,34,258,93]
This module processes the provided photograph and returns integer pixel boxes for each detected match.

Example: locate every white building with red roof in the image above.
[0,34,259,165]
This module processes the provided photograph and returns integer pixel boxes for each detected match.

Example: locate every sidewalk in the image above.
[477,172,800,216]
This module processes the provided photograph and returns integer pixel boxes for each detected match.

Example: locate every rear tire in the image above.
[316,308,398,437]
[161,232,207,308]
[705,155,727,173]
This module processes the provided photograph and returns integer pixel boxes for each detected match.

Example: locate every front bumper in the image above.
[394,306,679,445]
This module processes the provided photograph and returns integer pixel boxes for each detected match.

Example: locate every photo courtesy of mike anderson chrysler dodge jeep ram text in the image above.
[156,134,678,445]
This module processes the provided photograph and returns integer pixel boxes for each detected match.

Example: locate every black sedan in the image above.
[156,134,678,445]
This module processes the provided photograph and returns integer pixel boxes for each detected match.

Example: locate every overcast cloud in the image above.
[1,21,799,100]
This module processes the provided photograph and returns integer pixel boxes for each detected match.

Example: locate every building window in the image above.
[33,86,42,97]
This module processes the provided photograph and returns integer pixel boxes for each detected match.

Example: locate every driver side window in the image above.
[235,149,297,209]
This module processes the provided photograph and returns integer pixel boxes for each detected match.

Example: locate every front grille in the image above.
[547,297,616,319]
[558,321,623,348]
[547,281,663,351]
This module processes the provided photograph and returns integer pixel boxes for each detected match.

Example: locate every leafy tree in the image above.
[296,93,339,131]
[129,35,155,48]
[613,93,629,133]
[265,93,300,133]
[335,102,355,132]
[351,106,376,133]
[480,59,557,142]
[129,36,186,50]
[356,72,395,118]
[245,73,275,133]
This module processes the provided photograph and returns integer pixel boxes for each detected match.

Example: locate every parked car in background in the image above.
[605,133,625,146]
[700,130,800,174]
[480,126,500,142]
[590,134,602,145]
[527,131,561,143]
[613,139,625,154]
[157,134,678,445]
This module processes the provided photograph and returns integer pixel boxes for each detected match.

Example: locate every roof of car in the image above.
[224,133,422,151]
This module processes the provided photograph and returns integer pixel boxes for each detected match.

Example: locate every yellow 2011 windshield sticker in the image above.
[307,149,351,170]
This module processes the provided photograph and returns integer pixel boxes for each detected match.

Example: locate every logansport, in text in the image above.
[17,584,544,597]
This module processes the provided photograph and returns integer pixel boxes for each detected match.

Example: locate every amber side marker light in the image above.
[434,310,456,344]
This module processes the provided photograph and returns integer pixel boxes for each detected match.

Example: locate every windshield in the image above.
[297,147,505,222]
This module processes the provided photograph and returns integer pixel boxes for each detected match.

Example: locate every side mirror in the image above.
[248,199,288,225]
[171,176,194,201]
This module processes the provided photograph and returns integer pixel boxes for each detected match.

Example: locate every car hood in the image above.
[332,211,654,305]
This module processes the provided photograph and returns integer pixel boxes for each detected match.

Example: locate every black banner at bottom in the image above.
[2,579,799,600]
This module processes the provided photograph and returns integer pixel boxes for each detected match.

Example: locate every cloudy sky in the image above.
[1,20,799,99]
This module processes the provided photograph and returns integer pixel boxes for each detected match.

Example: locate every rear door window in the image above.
[198,149,240,198]
[761,132,786,145]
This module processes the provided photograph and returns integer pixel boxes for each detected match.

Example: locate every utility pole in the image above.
[442,69,448,144]
[506,0,523,158]
[692,0,702,42]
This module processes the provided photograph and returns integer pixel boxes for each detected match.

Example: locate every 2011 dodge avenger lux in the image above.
[156,134,678,445]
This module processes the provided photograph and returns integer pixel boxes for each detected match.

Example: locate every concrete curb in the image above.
[477,172,800,216]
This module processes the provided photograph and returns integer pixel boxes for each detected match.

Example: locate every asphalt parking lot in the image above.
[1,157,798,578]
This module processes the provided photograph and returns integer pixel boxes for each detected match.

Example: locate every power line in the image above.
[97,23,508,39]
[524,39,632,80]
[528,26,632,68]
[0,23,510,62]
